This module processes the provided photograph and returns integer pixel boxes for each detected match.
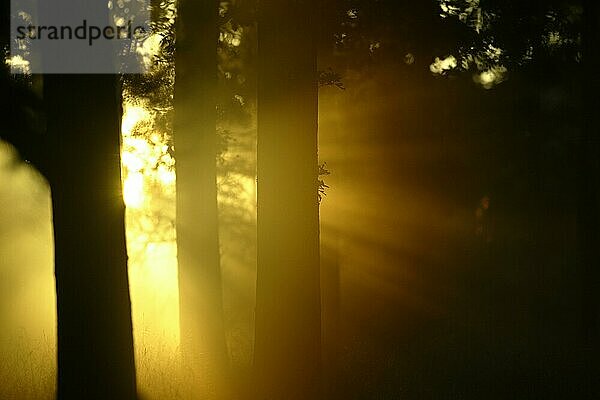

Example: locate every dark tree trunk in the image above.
[44,74,137,400]
[578,1,600,398]
[2,3,136,397]
[254,0,322,399]
[173,0,229,394]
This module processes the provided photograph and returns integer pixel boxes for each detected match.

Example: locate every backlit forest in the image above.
[1,0,599,399]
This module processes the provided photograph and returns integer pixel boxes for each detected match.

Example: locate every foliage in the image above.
[318,162,331,203]
[433,0,583,87]
[319,68,346,90]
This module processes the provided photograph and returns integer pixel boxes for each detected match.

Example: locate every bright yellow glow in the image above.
[122,105,148,137]
[474,65,507,89]
[123,172,145,208]
[157,164,176,185]
[120,100,181,397]
[5,55,31,74]
[136,33,165,69]
[430,55,457,74]
[0,142,56,398]
[479,70,496,84]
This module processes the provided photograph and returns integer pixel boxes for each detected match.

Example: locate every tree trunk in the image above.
[173,0,229,395]
[44,74,137,400]
[254,0,322,399]
[578,1,600,397]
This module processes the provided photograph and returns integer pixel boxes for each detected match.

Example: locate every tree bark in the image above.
[173,0,229,395]
[44,74,137,400]
[254,0,322,399]
[578,1,600,398]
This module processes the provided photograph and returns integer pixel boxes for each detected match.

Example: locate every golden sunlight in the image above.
[120,100,181,396]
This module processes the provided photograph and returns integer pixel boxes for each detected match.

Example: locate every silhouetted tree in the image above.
[45,74,138,400]
[1,3,138,400]
[253,0,322,399]
[173,0,229,395]
[577,1,599,396]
